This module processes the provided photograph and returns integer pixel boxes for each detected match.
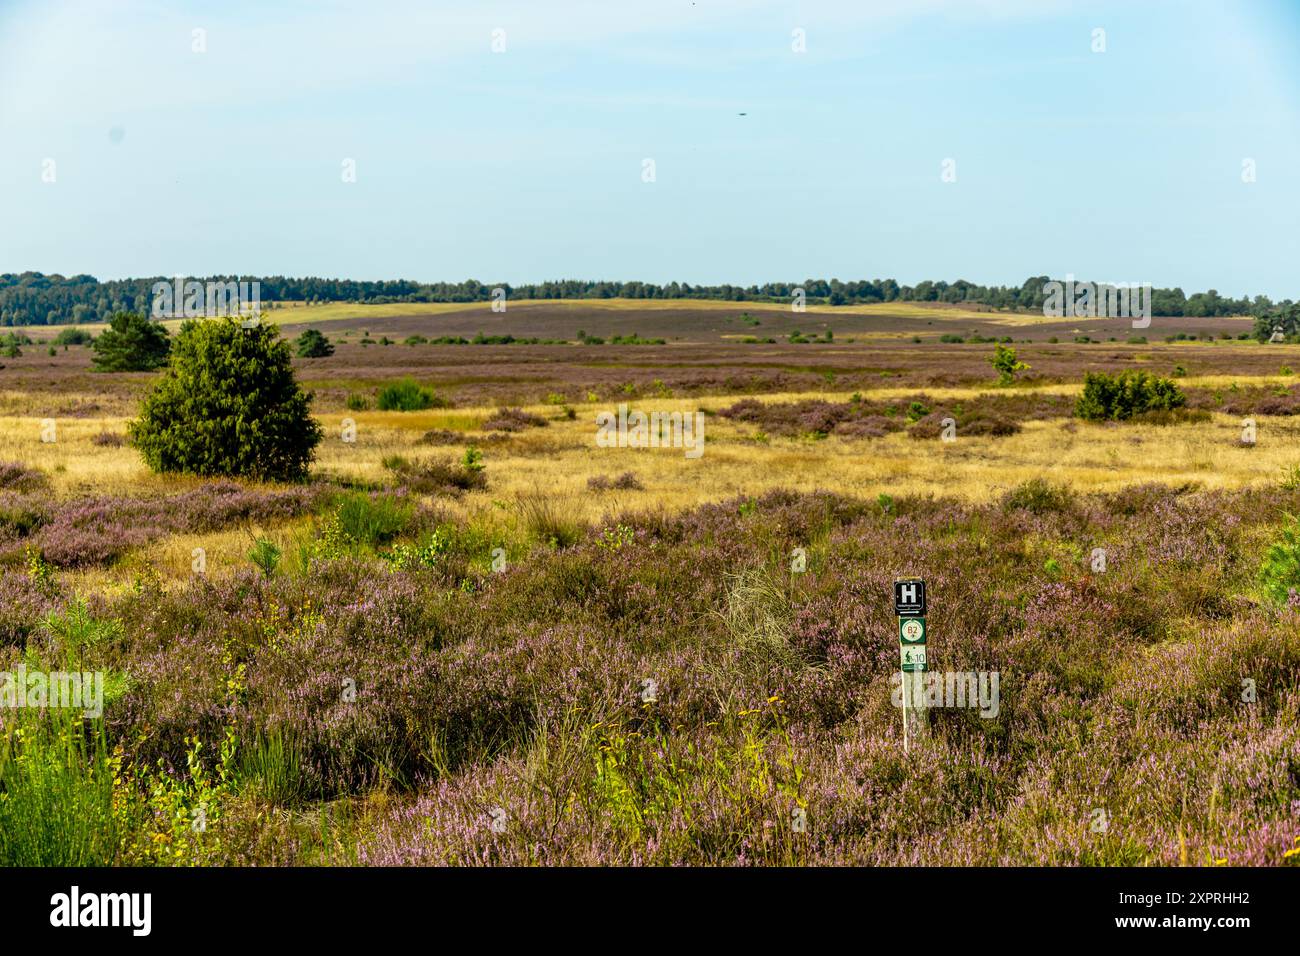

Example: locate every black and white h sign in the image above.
[894,578,926,616]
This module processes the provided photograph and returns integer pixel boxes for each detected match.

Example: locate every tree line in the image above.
[0,271,1292,326]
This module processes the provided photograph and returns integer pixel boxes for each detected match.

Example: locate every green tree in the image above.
[295,328,334,358]
[989,343,1029,385]
[91,311,170,371]
[129,317,322,481]
[1254,303,1300,343]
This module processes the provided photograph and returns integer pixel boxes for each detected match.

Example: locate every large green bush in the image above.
[129,317,322,481]
[91,311,170,371]
[1074,370,1185,421]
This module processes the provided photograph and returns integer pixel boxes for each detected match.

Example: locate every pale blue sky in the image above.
[2,0,1298,296]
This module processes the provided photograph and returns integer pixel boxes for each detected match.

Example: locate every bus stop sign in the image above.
[894,579,926,616]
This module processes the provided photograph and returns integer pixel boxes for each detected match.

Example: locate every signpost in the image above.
[895,578,928,750]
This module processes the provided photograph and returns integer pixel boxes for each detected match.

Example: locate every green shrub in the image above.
[1259,514,1300,604]
[91,311,170,371]
[345,392,370,411]
[52,327,94,346]
[248,537,282,577]
[1074,371,1185,422]
[295,328,334,358]
[989,343,1029,385]
[382,529,452,571]
[463,446,484,475]
[129,317,322,481]
[376,378,447,411]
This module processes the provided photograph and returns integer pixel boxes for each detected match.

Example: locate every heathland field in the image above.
[2,301,1299,866]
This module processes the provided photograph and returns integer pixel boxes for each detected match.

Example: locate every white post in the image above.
[895,578,929,751]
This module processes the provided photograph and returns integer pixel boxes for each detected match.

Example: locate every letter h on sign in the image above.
[894,579,926,616]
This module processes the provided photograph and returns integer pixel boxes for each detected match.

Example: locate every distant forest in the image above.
[0,272,1291,326]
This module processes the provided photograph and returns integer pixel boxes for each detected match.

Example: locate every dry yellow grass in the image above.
[11,393,1297,520]
[10,385,1300,512]
[13,382,1300,590]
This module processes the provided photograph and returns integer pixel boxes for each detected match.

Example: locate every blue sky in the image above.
[2,0,1298,296]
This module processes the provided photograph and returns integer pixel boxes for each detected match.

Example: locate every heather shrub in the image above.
[1132,407,1211,426]
[376,378,446,411]
[16,483,326,569]
[959,414,1019,437]
[1075,370,1185,421]
[587,471,643,492]
[4,482,1297,866]
[383,453,486,494]
[0,571,61,647]
[483,407,548,432]
[130,317,322,482]
[0,461,46,492]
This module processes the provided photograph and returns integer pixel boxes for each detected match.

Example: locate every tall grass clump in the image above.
[0,712,118,866]
[517,491,585,548]
[238,728,309,807]
[334,492,414,547]
[376,379,447,412]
